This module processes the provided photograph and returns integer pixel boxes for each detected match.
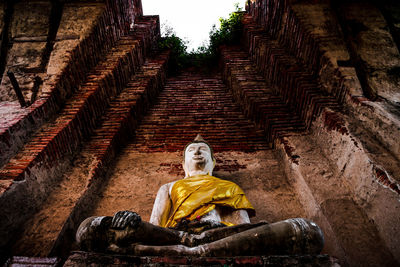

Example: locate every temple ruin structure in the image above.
[0,0,399,266]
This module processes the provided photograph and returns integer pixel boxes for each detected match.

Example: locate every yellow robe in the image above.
[160,174,255,228]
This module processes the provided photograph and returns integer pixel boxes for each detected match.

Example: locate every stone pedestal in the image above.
[64,251,339,267]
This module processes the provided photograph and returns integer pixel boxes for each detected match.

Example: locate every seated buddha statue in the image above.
[76,135,324,256]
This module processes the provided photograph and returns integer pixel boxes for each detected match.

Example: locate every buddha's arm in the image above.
[149,183,172,226]
[219,208,251,225]
[235,209,251,224]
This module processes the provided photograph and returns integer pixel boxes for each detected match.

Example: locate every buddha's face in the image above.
[183,142,215,177]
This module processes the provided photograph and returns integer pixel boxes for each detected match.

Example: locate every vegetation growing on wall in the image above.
[158,4,244,73]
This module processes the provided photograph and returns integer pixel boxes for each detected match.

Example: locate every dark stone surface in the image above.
[64,251,339,267]
[4,256,60,266]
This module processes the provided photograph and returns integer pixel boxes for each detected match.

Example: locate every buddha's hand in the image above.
[111,211,141,230]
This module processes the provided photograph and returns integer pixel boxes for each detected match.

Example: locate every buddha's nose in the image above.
[194,148,201,155]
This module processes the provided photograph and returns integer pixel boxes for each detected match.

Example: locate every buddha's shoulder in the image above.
[157,181,178,195]
[159,181,176,189]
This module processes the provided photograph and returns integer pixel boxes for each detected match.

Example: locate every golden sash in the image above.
[161,174,255,228]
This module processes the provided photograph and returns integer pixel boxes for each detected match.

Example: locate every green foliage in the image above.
[208,4,243,55]
[157,24,189,73]
[158,4,244,73]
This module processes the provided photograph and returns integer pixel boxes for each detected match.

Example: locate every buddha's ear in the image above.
[182,160,188,176]
[208,158,216,176]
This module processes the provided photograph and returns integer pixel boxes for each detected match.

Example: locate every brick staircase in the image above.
[1,36,141,180]
[219,15,341,147]
[220,46,305,146]
[0,16,166,255]
[230,9,400,266]
[0,1,145,169]
[242,14,346,105]
[9,51,169,257]
[130,71,270,153]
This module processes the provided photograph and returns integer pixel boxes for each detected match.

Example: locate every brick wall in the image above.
[0,0,140,168]
[242,1,400,265]
[0,1,161,253]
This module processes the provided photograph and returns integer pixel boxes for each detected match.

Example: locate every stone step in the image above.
[4,256,60,267]
[130,72,270,153]
[241,15,342,123]
[64,251,339,266]
[244,6,400,266]
[0,17,160,252]
[220,47,305,144]
[0,5,151,170]
[0,16,159,174]
[0,36,143,182]
[219,19,341,145]
[9,51,169,257]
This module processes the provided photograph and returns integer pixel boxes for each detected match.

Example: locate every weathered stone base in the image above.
[4,256,60,266]
[64,251,339,267]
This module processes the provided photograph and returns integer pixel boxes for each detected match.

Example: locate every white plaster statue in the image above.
[149,135,250,228]
[76,135,324,256]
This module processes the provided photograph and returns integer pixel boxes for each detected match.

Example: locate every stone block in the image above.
[10,1,51,39]
[338,2,400,100]
[47,40,80,75]
[0,71,42,102]
[339,2,400,70]
[64,252,339,267]
[4,256,59,267]
[292,3,350,63]
[320,198,397,267]
[367,70,400,102]
[6,41,47,71]
[357,30,400,70]
[337,67,363,97]
[0,41,47,101]
[322,48,350,66]
[56,3,105,40]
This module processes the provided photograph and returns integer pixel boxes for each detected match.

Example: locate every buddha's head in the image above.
[183,135,216,178]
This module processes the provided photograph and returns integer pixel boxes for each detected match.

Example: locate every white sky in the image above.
[142,0,245,51]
